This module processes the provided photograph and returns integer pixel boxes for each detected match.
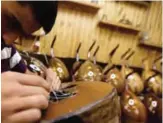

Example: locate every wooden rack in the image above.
[139,41,162,49]
[99,20,142,32]
[59,1,100,13]
[129,1,150,7]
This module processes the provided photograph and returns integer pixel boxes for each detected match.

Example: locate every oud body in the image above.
[48,35,70,82]
[145,74,162,96]
[49,58,69,82]
[102,44,125,94]
[104,67,125,94]
[121,66,144,95]
[121,88,147,123]
[19,51,47,77]
[74,60,103,81]
[142,69,162,96]
[41,82,121,123]
[142,58,162,96]
[144,93,162,121]
[73,41,103,82]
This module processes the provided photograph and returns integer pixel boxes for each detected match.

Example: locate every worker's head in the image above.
[2,1,58,44]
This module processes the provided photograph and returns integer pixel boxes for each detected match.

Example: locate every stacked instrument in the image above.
[119,49,147,123]
[73,41,103,81]
[103,44,125,94]
[141,56,162,122]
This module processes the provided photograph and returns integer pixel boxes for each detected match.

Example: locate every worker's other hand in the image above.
[1,71,50,123]
[45,68,61,91]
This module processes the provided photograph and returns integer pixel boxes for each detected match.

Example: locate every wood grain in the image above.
[18,1,162,71]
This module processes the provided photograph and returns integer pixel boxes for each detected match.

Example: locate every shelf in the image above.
[99,20,142,32]
[129,1,150,7]
[59,1,100,13]
[139,41,162,49]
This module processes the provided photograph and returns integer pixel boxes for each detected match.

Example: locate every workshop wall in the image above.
[19,1,162,71]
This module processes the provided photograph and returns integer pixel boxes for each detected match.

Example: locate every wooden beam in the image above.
[99,20,142,32]
[59,1,100,13]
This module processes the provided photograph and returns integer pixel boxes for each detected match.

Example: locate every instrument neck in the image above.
[121,59,131,79]
[103,59,114,74]
[142,59,150,71]
[76,53,80,62]
[93,56,96,65]
[87,51,93,61]
[51,48,55,58]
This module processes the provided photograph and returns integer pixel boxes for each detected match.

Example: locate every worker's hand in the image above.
[45,68,61,91]
[1,71,50,123]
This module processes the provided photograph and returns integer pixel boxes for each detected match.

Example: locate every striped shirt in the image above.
[1,39,26,73]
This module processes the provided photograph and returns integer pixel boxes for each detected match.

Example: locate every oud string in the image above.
[50,73,63,102]
[44,54,49,66]
[50,76,59,102]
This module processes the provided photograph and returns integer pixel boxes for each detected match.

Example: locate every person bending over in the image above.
[1,1,60,122]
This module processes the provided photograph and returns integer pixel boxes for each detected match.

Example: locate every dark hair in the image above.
[19,1,58,34]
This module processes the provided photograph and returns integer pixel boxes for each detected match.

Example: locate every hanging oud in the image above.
[121,85,147,123]
[72,42,82,81]
[102,44,120,75]
[121,61,147,123]
[74,41,102,81]
[41,82,121,123]
[142,57,156,82]
[92,45,103,81]
[120,49,134,76]
[17,36,48,78]
[152,55,162,71]
[121,50,144,95]
[142,57,162,96]
[19,51,47,78]
[103,44,125,94]
[144,93,162,121]
[49,36,70,82]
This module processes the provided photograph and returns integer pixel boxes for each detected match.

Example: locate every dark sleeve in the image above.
[11,60,27,73]
[10,45,27,73]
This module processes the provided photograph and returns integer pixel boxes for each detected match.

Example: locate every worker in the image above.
[1,1,59,122]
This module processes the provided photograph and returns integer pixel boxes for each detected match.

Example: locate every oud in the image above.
[120,55,147,123]
[72,42,82,81]
[121,85,147,123]
[103,44,125,94]
[142,57,162,96]
[92,45,103,80]
[74,41,102,81]
[41,82,121,123]
[121,49,144,95]
[49,35,70,82]
[144,93,162,121]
